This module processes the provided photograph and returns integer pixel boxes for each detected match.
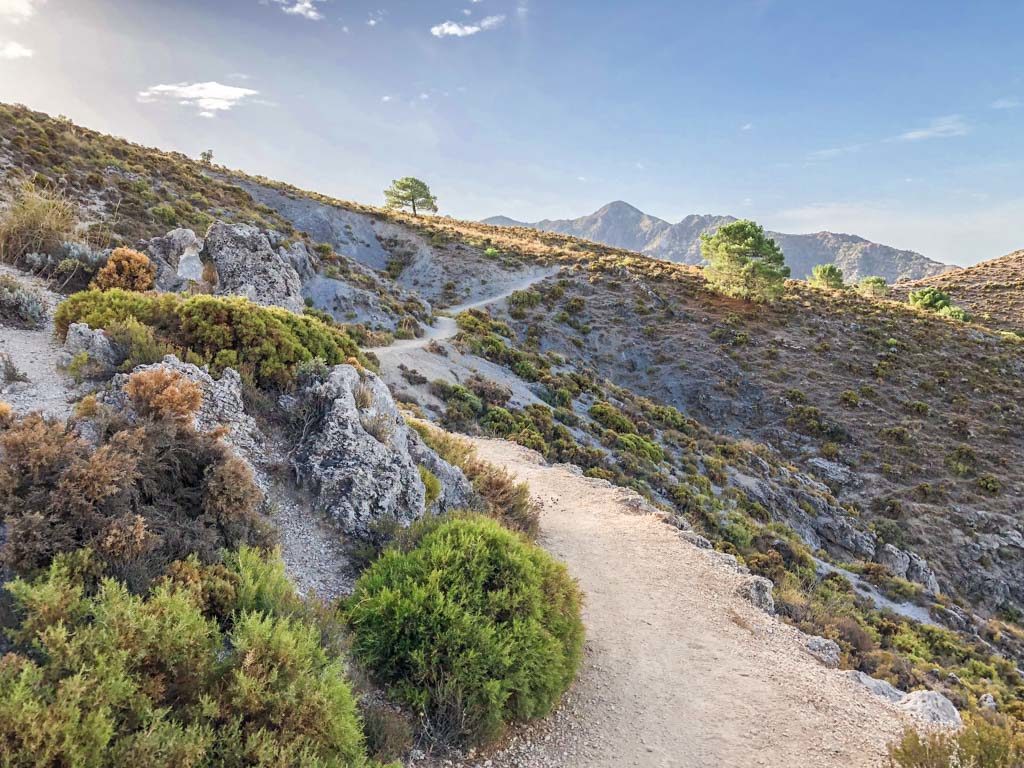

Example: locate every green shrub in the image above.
[616,432,664,463]
[808,263,845,290]
[857,276,889,298]
[0,548,369,767]
[887,712,1024,767]
[419,466,442,507]
[589,401,637,434]
[937,304,971,322]
[0,273,46,329]
[909,287,953,312]
[346,515,583,746]
[55,289,364,388]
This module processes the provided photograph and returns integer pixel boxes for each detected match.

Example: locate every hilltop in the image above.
[484,202,953,283]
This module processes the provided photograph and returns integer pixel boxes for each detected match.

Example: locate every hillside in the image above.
[485,205,953,283]
[894,249,1024,334]
[1,103,1019,763]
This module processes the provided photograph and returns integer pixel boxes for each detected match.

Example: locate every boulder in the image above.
[979,693,997,711]
[145,228,204,290]
[897,691,962,729]
[203,223,304,312]
[844,670,905,703]
[291,365,471,538]
[58,323,126,379]
[807,457,858,488]
[806,636,841,668]
[737,576,775,614]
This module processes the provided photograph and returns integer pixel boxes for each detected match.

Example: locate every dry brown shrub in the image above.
[0,401,12,429]
[125,368,202,422]
[91,247,156,291]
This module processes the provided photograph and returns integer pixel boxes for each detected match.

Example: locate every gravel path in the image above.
[438,438,911,768]
[0,264,76,420]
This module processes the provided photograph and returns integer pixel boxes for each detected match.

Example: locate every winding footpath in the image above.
[462,438,910,768]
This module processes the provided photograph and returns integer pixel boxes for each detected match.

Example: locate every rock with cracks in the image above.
[737,576,775,614]
[897,691,963,729]
[58,323,126,379]
[203,222,305,312]
[291,365,471,539]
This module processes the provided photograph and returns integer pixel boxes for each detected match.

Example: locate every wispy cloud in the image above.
[268,0,325,20]
[431,14,505,37]
[0,0,45,23]
[807,142,866,162]
[138,81,260,118]
[894,114,969,142]
[740,122,753,131]
[991,97,1020,110]
[0,41,33,59]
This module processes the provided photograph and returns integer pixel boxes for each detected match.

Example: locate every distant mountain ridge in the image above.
[483,201,953,283]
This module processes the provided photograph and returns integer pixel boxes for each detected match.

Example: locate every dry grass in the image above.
[0,183,76,263]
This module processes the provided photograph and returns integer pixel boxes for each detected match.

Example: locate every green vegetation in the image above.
[0,547,369,767]
[345,515,583,745]
[857,275,889,298]
[383,177,438,216]
[699,219,790,303]
[887,712,1023,767]
[910,287,971,322]
[54,289,365,388]
[809,263,845,290]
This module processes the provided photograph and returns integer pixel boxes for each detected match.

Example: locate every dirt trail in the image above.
[466,437,909,768]
[0,264,76,420]
[370,267,557,354]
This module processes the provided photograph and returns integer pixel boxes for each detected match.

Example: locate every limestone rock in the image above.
[844,670,905,703]
[203,222,304,312]
[291,365,470,538]
[58,323,126,379]
[145,228,204,290]
[979,693,997,710]
[806,636,841,668]
[897,691,962,729]
[807,457,858,488]
[104,356,262,466]
[737,576,774,614]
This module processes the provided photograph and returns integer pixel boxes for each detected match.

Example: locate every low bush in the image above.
[887,712,1024,767]
[0,273,46,329]
[0,547,369,767]
[857,276,889,298]
[55,289,364,388]
[346,515,583,745]
[0,184,77,264]
[91,247,156,291]
[0,371,272,587]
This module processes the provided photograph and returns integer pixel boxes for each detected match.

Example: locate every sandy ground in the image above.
[0,264,76,420]
[448,438,910,768]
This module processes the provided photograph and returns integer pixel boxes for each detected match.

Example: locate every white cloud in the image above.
[381,95,393,102]
[991,97,1020,110]
[894,114,969,142]
[138,81,260,117]
[740,122,753,131]
[0,41,33,59]
[268,0,324,20]
[806,142,866,162]
[431,14,505,37]
[0,0,45,23]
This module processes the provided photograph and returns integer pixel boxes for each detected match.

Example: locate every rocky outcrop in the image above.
[290,365,471,538]
[845,670,905,703]
[203,223,304,312]
[737,576,775,614]
[806,636,841,668]
[897,691,963,729]
[58,323,126,379]
[144,228,204,290]
[103,356,262,465]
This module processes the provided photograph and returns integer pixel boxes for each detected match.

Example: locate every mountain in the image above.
[484,205,953,283]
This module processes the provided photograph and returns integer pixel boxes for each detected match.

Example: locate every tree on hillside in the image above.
[199,149,214,165]
[384,177,438,216]
[857,275,889,298]
[809,263,845,290]
[699,219,790,303]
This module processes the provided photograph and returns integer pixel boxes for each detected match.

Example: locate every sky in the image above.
[1,0,1022,266]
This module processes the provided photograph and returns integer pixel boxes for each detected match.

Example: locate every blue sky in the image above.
[1,0,1022,265]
